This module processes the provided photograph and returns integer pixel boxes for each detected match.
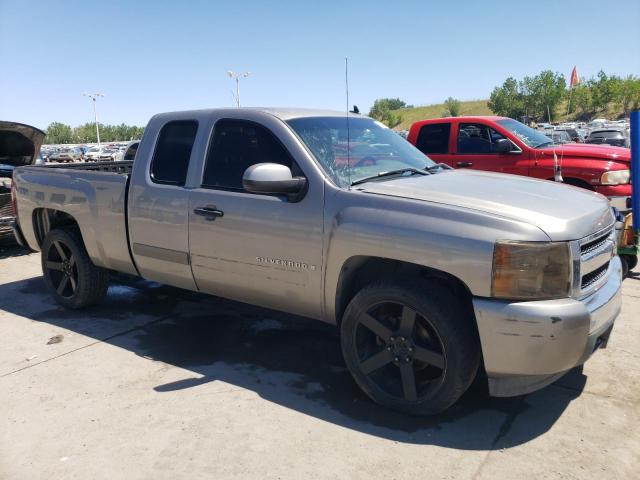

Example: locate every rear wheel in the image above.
[41,228,109,308]
[340,281,480,415]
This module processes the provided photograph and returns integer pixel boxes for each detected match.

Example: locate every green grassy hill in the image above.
[392,98,629,130]
[393,100,492,130]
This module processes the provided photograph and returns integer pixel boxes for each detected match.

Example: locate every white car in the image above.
[84,147,114,162]
[114,141,140,161]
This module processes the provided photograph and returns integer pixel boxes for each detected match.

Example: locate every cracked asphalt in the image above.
[1,243,639,479]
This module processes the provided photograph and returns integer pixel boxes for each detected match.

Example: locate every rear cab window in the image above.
[150,121,198,186]
[416,123,450,154]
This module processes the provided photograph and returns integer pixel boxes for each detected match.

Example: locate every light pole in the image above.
[83,93,105,146]
[226,71,251,107]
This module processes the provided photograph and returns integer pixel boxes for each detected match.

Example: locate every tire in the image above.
[341,280,480,416]
[620,255,630,278]
[627,255,638,272]
[41,228,109,308]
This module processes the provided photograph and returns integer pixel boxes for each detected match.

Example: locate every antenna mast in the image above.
[345,57,351,188]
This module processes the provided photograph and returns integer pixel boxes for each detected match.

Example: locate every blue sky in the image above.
[1,0,639,129]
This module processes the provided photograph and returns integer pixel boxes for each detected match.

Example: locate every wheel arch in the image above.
[32,208,82,248]
[334,256,476,327]
[546,177,595,191]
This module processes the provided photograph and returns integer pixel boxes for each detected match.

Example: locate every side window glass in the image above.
[150,121,198,185]
[202,119,296,190]
[458,123,492,154]
[416,123,450,154]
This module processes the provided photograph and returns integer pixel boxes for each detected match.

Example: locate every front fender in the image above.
[322,189,549,323]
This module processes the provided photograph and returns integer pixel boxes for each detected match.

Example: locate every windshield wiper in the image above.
[535,141,554,148]
[350,167,428,186]
[424,163,453,172]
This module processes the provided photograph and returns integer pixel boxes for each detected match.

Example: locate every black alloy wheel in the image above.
[352,301,446,402]
[45,239,78,298]
[41,228,109,308]
[341,281,479,415]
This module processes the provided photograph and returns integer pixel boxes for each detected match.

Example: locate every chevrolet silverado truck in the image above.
[11,108,622,415]
[407,116,632,211]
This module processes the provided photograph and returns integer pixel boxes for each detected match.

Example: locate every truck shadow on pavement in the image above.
[3,273,588,451]
[0,240,30,260]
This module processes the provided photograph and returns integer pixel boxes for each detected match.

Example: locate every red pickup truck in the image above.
[407,116,632,211]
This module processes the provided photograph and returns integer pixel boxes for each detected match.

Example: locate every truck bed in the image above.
[12,160,138,275]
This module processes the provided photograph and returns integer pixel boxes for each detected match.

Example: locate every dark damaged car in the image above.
[0,121,45,240]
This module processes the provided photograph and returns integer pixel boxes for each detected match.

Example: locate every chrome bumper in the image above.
[473,255,622,397]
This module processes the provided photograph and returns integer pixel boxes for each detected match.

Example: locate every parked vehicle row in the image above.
[41,141,139,163]
[537,119,631,147]
[11,107,623,416]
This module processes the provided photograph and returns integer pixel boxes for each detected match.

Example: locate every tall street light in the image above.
[83,93,105,146]
[227,71,251,107]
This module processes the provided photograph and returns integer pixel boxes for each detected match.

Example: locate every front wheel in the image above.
[341,281,480,415]
[41,228,109,308]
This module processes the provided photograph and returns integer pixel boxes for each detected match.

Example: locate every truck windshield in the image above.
[286,116,435,187]
[496,118,553,148]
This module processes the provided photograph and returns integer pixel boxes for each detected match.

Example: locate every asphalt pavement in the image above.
[1,242,638,479]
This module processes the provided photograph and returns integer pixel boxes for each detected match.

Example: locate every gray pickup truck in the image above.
[12,108,622,415]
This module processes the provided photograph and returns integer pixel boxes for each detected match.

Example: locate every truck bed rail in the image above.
[35,161,133,174]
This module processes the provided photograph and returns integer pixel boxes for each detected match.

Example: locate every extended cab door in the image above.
[187,114,324,319]
[412,122,455,166]
[452,121,529,175]
[127,118,202,290]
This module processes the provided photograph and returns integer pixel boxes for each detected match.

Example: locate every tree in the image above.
[43,122,145,144]
[591,70,617,113]
[369,98,405,128]
[488,77,524,119]
[45,122,73,144]
[571,84,593,118]
[443,97,461,117]
[613,75,640,116]
[526,70,566,121]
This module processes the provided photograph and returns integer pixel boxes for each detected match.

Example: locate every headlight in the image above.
[492,241,571,300]
[601,170,630,185]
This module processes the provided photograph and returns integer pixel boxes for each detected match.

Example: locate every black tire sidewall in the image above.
[41,229,107,308]
[341,281,479,415]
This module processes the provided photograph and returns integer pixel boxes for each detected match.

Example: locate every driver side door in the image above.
[188,118,325,319]
[454,122,529,176]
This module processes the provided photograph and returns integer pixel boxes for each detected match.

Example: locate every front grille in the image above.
[582,261,609,289]
[581,232,610,256]
[577,224,615,297]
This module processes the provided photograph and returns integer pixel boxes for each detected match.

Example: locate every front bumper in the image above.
[473,255,622,397]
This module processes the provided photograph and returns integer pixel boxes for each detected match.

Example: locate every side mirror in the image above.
[243,163,307,200]
[494,138,513,154]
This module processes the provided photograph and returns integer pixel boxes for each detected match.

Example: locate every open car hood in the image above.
[0,121,46,168]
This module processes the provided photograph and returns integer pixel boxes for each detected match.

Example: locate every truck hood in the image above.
[538,143,630,163]
[357,169,613,241]
[0,121,46,169]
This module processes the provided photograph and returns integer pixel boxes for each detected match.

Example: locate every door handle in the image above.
[457,161,473,168]
[194,206,224,220]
